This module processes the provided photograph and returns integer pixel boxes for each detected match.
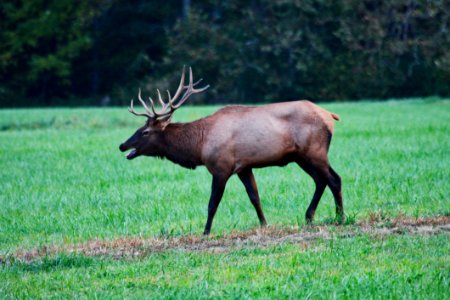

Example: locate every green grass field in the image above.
[1,99,449,298]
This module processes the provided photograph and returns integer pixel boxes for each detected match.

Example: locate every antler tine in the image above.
[137,89,154,116]
[128,67,208,120]
[169,65,186,107]
[156,89,166,108]
[189,66,194,86]
[128,99,153,118]
[128,89,167,119]
[148,90,171,118]
[190,68,209,92]
[193,83,210,93]
[171,67,209,109]
[148,96,159,116]
[192,78,203,87]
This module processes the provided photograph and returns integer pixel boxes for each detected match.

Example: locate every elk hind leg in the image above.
[296,160,328,223]
[327,166,345,223]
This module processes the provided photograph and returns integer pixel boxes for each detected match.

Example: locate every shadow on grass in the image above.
[318,212,358,226]
[1,253,99,273]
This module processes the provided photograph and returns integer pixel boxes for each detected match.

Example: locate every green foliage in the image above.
[0,0,449,104]
[0,0,97,104]
[166,0,450,102]
[73,1,179,102]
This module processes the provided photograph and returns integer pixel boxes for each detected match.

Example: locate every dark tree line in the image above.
[0,0,448,107]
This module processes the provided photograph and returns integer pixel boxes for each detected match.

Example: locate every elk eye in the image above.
[142,130,150,136]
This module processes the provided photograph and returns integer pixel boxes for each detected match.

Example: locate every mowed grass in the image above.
[0,98,449,298]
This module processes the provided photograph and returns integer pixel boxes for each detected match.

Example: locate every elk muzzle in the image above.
[119,142,139,160]
[119,143,127,152]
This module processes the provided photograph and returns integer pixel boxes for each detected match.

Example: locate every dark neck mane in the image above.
[161,120,205,169]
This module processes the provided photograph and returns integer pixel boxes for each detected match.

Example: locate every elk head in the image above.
[119,67,209,160]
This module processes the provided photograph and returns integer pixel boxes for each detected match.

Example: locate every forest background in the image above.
[0,0,448,107]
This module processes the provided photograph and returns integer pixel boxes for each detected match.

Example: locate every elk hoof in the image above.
[203,230,210,235]
[336,214,346,225]
[305,212,315,224]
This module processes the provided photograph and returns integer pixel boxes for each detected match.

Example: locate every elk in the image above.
[119,67,344,235]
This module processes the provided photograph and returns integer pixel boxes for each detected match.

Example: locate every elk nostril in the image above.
[119,144,127,152]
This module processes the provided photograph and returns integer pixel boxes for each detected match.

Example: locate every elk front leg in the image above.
[203,175,229,235]
[238,168,267,227]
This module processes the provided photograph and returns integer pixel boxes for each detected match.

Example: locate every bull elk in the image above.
[119,67,344,235]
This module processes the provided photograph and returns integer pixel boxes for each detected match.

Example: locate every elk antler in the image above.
[128,66,209,121]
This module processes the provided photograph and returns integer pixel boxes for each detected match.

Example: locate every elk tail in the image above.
[331,112,340,121]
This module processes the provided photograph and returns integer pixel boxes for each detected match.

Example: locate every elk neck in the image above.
[160,120,206,169]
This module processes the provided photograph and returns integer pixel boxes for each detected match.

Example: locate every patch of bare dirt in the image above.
[2,216,449,263]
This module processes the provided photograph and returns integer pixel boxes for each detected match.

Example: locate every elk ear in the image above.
[152,115,172,130]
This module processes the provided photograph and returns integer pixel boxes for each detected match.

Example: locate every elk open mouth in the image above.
[119,143,139,160]
[126,149,139,160]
